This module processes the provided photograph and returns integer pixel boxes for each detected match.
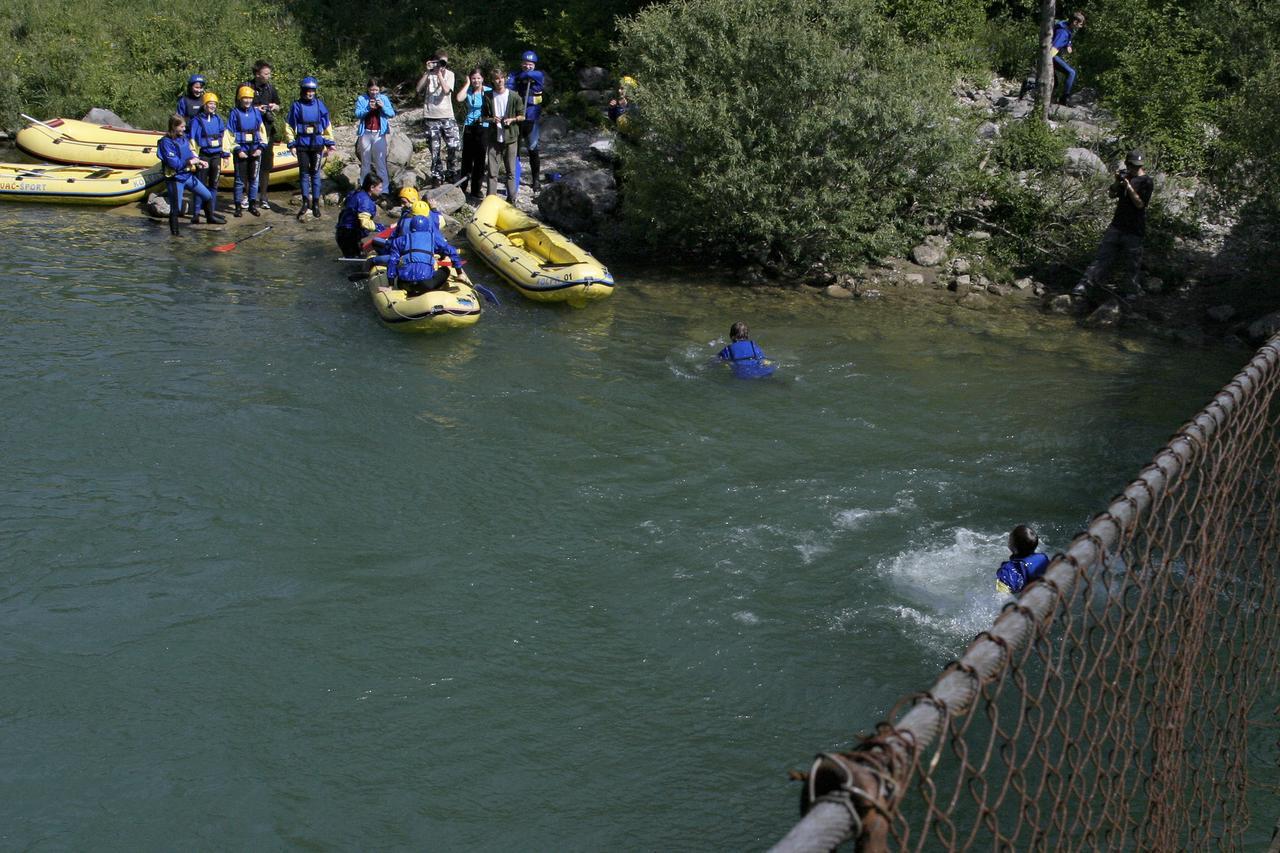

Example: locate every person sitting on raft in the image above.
[372,212,463,297]
[188,93,230,225]
[335,174,384,258]
[719,322,767,364]
[995,525,1050,595]
[157,114,214,237]
[177,75,207,126]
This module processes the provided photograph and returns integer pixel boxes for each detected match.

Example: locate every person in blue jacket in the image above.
[188,92,230,224]
[374,212,463,297]
[335,174,384,258]
[719,321,775,378]
[229,85,268,217]
[354,77,396,198]
[287,76,336,221]
[1051,12,1086,105]
[995,525,1051,595]
[176,75,207,126]
[509,50,547,193]
[157,114,214,236]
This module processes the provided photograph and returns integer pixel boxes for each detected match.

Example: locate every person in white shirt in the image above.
[483,68,524,201]
[415,52,461,186]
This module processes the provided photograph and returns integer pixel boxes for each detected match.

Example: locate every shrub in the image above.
[992,116,1070,172]
[614,0,976,266]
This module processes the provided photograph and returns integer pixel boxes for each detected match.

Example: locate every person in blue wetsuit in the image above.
[509,50,548,193]
[176,75,206,126]
[287,76,336,221]
[229,86,269,217]
[718,321,775,378]
[374,212,463,297]
[995,525,1051,595]
[335,174,384,258]
[157,114,214,236]
[1051,12,1086,105]
[188,93,230,224]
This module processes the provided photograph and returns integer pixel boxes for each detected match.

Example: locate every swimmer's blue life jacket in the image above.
[996,552,1050,595]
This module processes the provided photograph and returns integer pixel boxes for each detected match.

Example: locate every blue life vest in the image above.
[176,95,203,125]
[996,552,1050,594]
[190,114,227,156]
[229,107,265,151]
[391,225,440,283]
[157,134,198,179]
[336,190,378,233]
[510,69,546,121]
[290,99,331,149]
[719,339,775,377]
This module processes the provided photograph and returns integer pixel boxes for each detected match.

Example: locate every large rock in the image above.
[425,183,465,216]
[588,138,617,165]
[540,115,570,143]
[976,121,1000,141]
[83,107,131,128]
[386,130,415,171]
[577,89,610,108]
[1083,299,1122,327]
[910,244,946,267]
[1064,147,1107,177]
[535,169,618,232]
[959,291,989,310]
[338,160,362,192]
[1247,311,1280,342]
[145,192,169,217]
[577,67,610,90]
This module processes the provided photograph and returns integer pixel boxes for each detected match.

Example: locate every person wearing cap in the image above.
[177,75,207,127]
[416,51,460,187]
[509,50,548,193]
[335,174,384,258]
[355,77,396,199]
[1072,150,1154,301]
[244,60,283,211]
[287,76,336,221]
[483,68,524,202]
[229,85,269,217]
[189,93,231,224]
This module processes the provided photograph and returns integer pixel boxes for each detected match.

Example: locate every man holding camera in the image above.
[416,52,460,187]
[1072,150,1154,301]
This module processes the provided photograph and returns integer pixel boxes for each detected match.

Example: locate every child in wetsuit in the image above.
[996,524,1050,595]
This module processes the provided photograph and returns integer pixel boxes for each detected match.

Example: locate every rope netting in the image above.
[774,336,1280,852]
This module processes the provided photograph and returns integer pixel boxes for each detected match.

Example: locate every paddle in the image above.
[212,225,272,253]
[20,113,57,131]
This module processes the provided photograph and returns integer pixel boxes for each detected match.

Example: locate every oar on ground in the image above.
[212,225,272,253]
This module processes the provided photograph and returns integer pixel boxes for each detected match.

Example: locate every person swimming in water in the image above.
[718,321,775,378]
[995,524,1050,595]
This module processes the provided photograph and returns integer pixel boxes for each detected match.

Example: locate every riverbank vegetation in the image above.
[1,0,1277,277]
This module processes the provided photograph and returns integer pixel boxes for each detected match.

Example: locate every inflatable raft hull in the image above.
[465,195,613,307]
[366,263,482,332]
[0,162,164,205]
[16,118,300,189]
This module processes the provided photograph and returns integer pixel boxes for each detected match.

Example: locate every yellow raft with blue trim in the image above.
[0,162,165,205]
[366,259,483,333]
[16,117,300,189]
[465,195,614,307]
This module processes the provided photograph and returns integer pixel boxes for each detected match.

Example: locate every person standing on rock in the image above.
[287,76,336,221]
[483,68,524,202]
[355,78,396,198]
[1051,12,1086,105]
[416,52,460,187]
[1072,150,1154,301]
[245,61,283,211]
[455,67,491,200]
[509,50,548,193]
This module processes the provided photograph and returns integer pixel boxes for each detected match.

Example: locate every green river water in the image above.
[1,205,1274,848]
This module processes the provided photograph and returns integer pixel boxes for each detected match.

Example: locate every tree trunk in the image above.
[1036,0,1056,121]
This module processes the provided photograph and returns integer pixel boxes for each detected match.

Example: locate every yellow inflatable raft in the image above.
[16,118,300,189]
[366,260,483,332]
[0,162,165,205]
[465,195,614,307]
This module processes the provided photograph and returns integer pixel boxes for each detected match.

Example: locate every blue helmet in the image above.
[300,76,319,91]
[521,50,538,64]
[188,74,206,86]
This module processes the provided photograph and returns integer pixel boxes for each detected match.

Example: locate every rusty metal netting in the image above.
[773,336,1280,852]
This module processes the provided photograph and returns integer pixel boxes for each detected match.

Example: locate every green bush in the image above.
[615,0,976,266]
[992,116,1070,172]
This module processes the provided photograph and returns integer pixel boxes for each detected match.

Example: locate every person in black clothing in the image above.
[1072,150,1154,300]
[246,60,283,211]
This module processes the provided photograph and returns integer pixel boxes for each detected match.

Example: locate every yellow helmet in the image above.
[236,85,255,101]
[397,186,420,203]
[620,75,638,90]
[410,199,433,217]
[201,92,219,106]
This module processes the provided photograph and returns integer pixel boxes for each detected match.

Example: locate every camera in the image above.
[1116,168,1130,181]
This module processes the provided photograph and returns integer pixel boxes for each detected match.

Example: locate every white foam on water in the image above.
[733,610,760,625]
[833,491,915,530]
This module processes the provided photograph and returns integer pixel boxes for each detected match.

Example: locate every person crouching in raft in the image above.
[287,76,336,221]
[335,174,384,258]
[157,114,214,237]
[384,214,463,296]
[176,74,206,127]
[188,93,230,224]
[229,86,269,217]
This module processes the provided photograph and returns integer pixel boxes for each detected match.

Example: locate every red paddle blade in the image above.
[210,242,237,252]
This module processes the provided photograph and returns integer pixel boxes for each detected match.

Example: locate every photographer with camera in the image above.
[1072,150,1155,302]
[415,52,461,187]
[355,77,396,200]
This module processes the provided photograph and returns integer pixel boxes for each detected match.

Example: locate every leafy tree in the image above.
[614,0,976,267]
